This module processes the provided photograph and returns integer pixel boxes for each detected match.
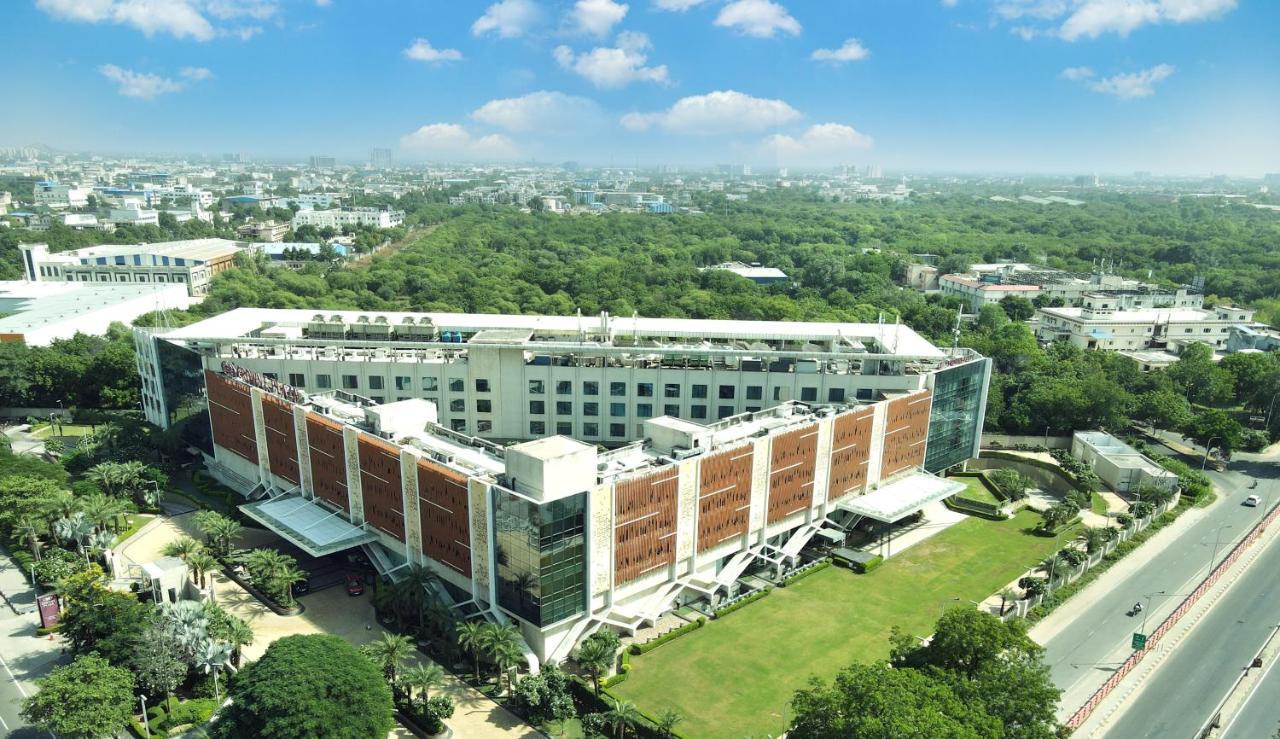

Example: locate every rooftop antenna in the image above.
[951,307,963,355]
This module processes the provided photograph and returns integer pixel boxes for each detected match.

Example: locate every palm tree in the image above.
[576,638,614,696]
[78,496,114,534]
[997,587,1019,616]
[87,530,115,564]
[194,639,233,703]
[188,550,220,589]
[391,565,434,632]
[54,512,93,557]
[361,632,415,686]
[401,662,445,707]
[163,535,203,563]
[604,698,641,739]
[224,618,255,668]
[14,515,45,561]
[194,512,241,559]
[492,638,523,695]
[655,709,683,738]
[456,621,486,681]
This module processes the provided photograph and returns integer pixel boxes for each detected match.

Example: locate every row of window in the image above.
[287,372,848,406]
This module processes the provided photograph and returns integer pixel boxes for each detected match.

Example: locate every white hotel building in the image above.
[290,206,404,230]
[135,309,990,665]
[1035,294,1256,351]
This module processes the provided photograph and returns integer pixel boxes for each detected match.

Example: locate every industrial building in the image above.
[135,309,991,665]
[0,281,194,346]
[20,238,248,297]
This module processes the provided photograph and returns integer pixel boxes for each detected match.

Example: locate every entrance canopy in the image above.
[240,496,378,557]
[837,472,966,523]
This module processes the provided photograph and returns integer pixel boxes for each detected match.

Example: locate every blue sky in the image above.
[3,0,1277,174]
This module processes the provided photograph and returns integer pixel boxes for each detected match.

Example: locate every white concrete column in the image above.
[293,405,313,500]
[342,427,364,524]
[866,398,888,487]
[400,451,421,562]
[747,436,771,543]
[469,480,491,604]
[812,413,834,513]
[674,457,699,574]
[249,388,270,485]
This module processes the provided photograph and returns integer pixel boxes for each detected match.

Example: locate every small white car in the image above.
[1244,495,1261,507]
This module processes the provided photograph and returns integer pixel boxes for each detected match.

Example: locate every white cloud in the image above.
[993,0,1236,41]
[404,39,463,63]
[653,0,707,9]
[621,90,802,134]
[470,91,604,132]
[472,0,541,38]
[553,32,669,89]
[568,0,628,36]
[35,0,302,41]
[1084,64,1175,98]
[315,0,332,5]
[1060,65,1094,80]
[758,123,873,164]
[811,38,870,64]
[714,0,801,38]
[179,66,214,80]
[399,123,521,161]
[99,64,198,99]
[942,0,959,6]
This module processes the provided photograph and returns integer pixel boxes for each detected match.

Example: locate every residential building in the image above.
[291,206,404,230]
[21,238,248,296]
[370,148,393,169]
[107,206,160,227]
[237,220,290,242]
[1225,324,1280,354]
[32,181,92,209]
[1035,295,1256,351]
[136,309,989,664]
[0,281,194,346]
[904,263,939,291]
[309,155,336,169]
[702,262,789,285]
[1072,431,1177,494]
[939,274,1041,312]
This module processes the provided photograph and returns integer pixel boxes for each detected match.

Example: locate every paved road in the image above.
[1220,627,1280,739]
[0,551,63,738]
[1042,446,1278,717]
[1102,510,1280,738]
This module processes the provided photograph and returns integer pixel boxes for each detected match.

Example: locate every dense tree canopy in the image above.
[22,654,135,739]
[215,634,394,739]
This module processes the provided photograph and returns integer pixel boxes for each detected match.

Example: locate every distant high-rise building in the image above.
[1074,174,1100,188]
[1264,173,1280,186]
[863,165,882,179]
[221,153,242,163]
[561,161,579,172]
[309,155,336,169]
[370,148,393,169]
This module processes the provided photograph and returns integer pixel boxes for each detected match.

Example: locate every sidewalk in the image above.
[0,549,68,735]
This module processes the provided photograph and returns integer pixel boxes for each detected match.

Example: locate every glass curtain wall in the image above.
[492,489,587,626]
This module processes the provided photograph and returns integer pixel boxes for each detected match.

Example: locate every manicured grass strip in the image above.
[612,509,1060,739]
[113,514,155,545]
[954,476,1002,506]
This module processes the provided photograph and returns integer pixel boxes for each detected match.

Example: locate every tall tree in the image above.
[22,654,135,739]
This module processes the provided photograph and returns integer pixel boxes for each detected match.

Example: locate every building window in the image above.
[773,387,783,401]
[610,403,626,417]
[583,381,599,396]
[423,377,438,392]
[529,400,545,415]
[315,374,332,389]
[636,403,653,417]
[478,420,493,433]
[609,423,625,437]
[828,388,846,403]
[857,388,874,400]
[530,421,546,436]
[718,405,734,419]
[583,402,599,417]
[583,422,599,436]
[637,383,654,397]
[746,386,763,400]
[610,382,626,397]
[449,378,464,392]
[692,384,708,399]
[556,422,572,436]
[664,404,679,416]
[556,401,572,416]
[395,376,411,391]
[529,380,545,395]
[264,373,278,381]
[718,385,735,399]
[476,378,491,392]
[477,399,492,413]
[800,387,817,402]
[342,375,359,390]
[691,405,707,419]
[451,419,466,432]
[556,380,572,395]
[368,376,384,390]
[288,373,305,387]
[449,399,465,413]
[664,383,681,398]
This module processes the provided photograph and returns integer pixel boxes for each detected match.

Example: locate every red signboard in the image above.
[37,593,60,629]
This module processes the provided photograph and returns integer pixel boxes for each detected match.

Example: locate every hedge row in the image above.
[713,587,771,618]
[944,495,1005,521]
[779,559,831,587]
[628,617,707,655]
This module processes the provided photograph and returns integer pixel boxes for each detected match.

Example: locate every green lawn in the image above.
[30,423,97,439]
[113,514,155,545]
[612,509,1063,739]
[954,475,1002,506]
[1091,491,1109,515]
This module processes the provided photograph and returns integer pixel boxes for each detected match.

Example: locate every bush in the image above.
[713,587,771,618]
[164,698,218,730]
[421,695,454,734]
[634,618,705,654]
[850,554,884,574]
[780,559,831,586]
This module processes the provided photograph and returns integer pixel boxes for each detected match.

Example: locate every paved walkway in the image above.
[0,550,64,737]
[872,499,967,559]
[116,516,538,739]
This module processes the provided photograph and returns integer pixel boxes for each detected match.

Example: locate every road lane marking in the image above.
[1218,644,1280,738]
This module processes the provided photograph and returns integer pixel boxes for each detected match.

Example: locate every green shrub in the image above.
[634,618,705,654]
[850,555,884,574]
[713,587,772,618]
[165,698,218,729]
[781,559,831,586]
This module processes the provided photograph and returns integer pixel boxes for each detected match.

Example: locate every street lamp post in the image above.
[1209,524,1234,574]
[1266,391,1280,432]
[1201,436,1222,472]
[140,694,151,738]
[1139,590,1169,637]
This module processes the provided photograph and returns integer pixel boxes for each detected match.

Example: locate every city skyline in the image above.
[3,0,1278,175]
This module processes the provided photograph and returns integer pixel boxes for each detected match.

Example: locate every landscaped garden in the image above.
[953,474,1002,506]
[612,509,1068,739]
